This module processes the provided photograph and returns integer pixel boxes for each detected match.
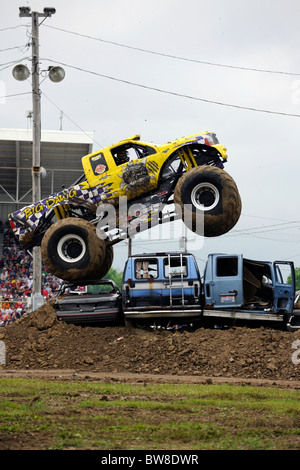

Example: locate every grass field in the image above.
[0,378,299,450]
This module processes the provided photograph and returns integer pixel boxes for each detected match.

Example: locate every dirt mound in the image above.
[1,302,300,384]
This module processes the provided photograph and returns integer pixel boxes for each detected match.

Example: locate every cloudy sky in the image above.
[1,0,300,273]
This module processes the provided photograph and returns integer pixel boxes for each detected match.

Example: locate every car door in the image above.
[110,143,158,199]
[273,261,295,314]
[209,254,244,309]
[129,257,162,308]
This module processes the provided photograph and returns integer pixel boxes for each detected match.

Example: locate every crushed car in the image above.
[122,251,300,331]
[54,279,123,325]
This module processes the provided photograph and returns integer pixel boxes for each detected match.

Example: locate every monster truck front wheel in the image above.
[41,218,106,282]
[96,243,114,279]
[174,166,241,237]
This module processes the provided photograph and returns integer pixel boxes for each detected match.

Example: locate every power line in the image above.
[0,25,28,32]
[0,57,28,67]
[226,220,300,240]
[42,58,300,119]
[0,46,23,53]
[285,252,300,260]
[43,25,300,77]
[0,57,30,72]
[234,232,300,242]
[241,213,294,223]
[231,219,300,234]
[0,92,31,100]
[41,91,103,147]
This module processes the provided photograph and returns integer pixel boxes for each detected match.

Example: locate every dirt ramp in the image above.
[1,302,299,384]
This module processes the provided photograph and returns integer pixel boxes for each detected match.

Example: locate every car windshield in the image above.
[63,282,117,295]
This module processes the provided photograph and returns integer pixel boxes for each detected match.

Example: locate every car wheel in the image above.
[41,217,106,281]
[174,165,241,237]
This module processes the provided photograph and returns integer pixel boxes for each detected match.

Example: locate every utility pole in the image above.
[31,10,43,310]
[17,7,57,310]
[128,237,132,257]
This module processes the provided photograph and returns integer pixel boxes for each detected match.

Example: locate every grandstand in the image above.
[0,128,94,223]
[0,128,94,326]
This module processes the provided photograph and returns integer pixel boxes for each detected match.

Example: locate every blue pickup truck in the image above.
[122,252,300,331]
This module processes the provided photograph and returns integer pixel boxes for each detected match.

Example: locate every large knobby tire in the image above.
[41,217,107,282]
[174,166,241,237]
[96,243,114,279]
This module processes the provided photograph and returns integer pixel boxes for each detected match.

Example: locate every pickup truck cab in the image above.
[203,254,297,329]
[122,252,300,331]
[122,252,201,324]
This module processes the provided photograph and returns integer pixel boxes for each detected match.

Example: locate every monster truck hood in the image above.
[160,131,228,160]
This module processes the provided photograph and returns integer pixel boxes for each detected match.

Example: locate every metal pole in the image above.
[31,11,44,311]
[17,7,58,311]
[128,237,132,257]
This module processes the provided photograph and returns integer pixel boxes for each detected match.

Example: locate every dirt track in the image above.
[0,302,300,388]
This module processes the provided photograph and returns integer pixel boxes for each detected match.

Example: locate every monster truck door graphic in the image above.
[110,143,158,198]
[89,153,108,176]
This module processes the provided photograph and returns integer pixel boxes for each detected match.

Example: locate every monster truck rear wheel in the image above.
[174,166,241,237]
[41,218,106,282]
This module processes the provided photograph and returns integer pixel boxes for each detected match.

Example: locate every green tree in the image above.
[288,267,300,291]
[103,267,123,290]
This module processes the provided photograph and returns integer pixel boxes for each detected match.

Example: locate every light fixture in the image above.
[40,167,47,179]
[12,64,30,81]
[48,66,65,83]
[19,6,31,16]
[43,7,56,16]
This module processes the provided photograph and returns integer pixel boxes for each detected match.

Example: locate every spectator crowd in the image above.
[0,221,62,327]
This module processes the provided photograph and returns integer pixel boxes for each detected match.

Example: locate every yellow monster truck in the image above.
[8,132,241,282]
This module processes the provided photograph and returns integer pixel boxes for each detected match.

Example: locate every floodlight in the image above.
[19,6,31,16]
[12,64,30,81]
[48,66,65,83]
[43,7,56,15]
